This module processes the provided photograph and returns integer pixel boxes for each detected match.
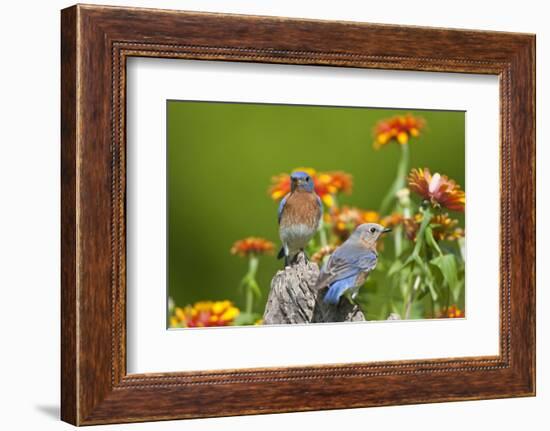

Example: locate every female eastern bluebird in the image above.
[315,223,391,305]
[277,171,323,266]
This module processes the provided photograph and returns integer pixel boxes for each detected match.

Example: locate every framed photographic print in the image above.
[61,4,535,425]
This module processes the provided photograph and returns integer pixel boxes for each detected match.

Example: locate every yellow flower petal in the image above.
[220,307,239,321]
[175,307,185,320]
[271,190,285,200]
[363,211,380,223]
[377,132,390,145]
[317,173,331,183]
[194,301,212,311]
[322,194,335,208]
[212,301,226,314]
[397,131,409,144]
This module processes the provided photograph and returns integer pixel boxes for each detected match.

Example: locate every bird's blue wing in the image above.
[321,248,377,304]
[317,246,377,289]
[323,275,357,304]
[277,193,290,225]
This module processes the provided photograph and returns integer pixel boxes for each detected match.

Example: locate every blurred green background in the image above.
[167,101,464,314]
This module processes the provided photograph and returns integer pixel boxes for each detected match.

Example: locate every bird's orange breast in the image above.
[280,191,321,227]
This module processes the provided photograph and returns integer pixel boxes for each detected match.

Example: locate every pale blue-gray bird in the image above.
[315,223,391,305]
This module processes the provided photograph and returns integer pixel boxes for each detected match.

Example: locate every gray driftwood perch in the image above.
[263,252,365,324]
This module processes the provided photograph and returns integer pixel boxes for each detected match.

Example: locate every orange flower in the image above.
[403,215,421,241]
[316,171,352,207]
[331,206,380,242]
[438,305,465,319]
[431,214,464,241]
[269,173,291,200]
[408,168,465,212]
[373,114,425,149]
[269,168,352,208]
[381,212,404,229]
[230,237,275,257]
[169,300,240,328]
[403,213,464,242]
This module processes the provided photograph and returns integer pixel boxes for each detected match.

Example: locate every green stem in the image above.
[404,275,420,319]
[379,143,409,215]
[319,218,328,248]
[389,224,407,315]
[425,225,443,257]
[400,206,435,316]
[245,255,259,315]
[245,288,253,316]
[394,224,403,258]
[411,206,433,259]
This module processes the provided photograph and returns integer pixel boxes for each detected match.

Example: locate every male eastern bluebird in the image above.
[315,223,391,305]
[277,171,323,266]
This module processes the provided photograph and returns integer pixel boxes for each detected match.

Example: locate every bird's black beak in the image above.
[383,227,392,233]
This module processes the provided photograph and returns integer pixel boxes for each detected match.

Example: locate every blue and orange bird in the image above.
[277,171,323,266]
[315,223,391,305]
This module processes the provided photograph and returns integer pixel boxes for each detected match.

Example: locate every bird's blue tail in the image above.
[323,276,356,305]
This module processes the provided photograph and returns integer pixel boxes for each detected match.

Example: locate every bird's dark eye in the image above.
[370,227,376,233]
[306,177,310,182]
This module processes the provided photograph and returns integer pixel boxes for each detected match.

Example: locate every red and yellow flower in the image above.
[373,114,425,149]
[408,168,465,212]
[403,212,464,242]
[170,300,240,328]
[380,212,404,229]
[331,206,380,242]
[269,167,352,208]
[438,305,465,319]
[314,171,353,207]
[230,237,275,258]
[430,214,464,241]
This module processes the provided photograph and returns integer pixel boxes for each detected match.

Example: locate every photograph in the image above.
[48,2,536,426]
[167,101,466,328]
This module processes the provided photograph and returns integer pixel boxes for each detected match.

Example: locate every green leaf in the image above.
[387,260,404,277]
[416,286,430,301]
[430,254,458,292]
[452,279,465,303]
[233,312,261,326]
[426,278,439,301]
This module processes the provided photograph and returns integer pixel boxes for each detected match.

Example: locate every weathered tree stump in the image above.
[263,252,366,324]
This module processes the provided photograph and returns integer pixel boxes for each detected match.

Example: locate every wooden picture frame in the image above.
[61,4,535,425]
